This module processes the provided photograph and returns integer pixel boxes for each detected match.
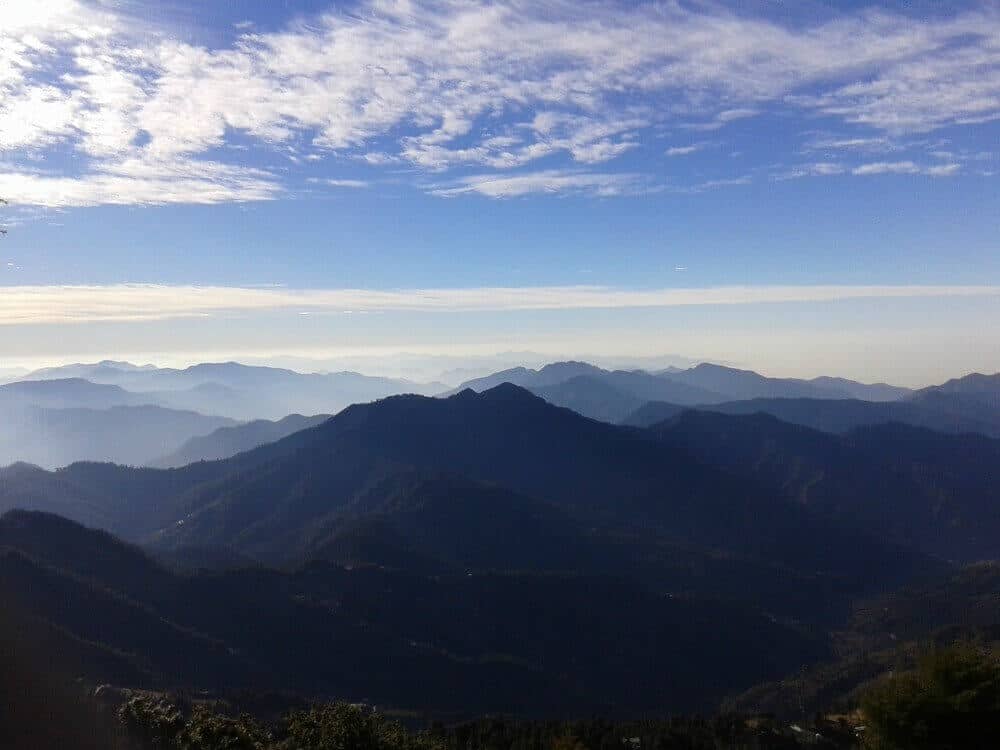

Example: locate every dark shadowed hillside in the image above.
[0,510,829,716]
[729,562,1000,718]
[646,410,1000,562]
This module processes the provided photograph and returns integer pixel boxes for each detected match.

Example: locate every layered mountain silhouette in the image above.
[0,385,939,611]
[455,362,999,440]
[0,405,237,469]
[0,361,451,467]
[451,362,726,418]
[20,361,445,420]
[453,361,916,423]
[625,394,1000,436]
[0,378,150,410]
[663,362,910,401]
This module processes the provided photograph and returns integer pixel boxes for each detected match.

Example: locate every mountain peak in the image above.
[689,362,753,375]
[479,381,548,404]
[0,461,46,476]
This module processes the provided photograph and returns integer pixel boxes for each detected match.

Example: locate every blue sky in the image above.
[1,0,998,384]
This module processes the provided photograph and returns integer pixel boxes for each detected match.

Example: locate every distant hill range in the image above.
[21,360,445,420]
[0,404,237,469]
[3,360,998,471]
[450,361,998,439]
[625,371,1000,438]
[451,361,915,423]
[0,361,446,468]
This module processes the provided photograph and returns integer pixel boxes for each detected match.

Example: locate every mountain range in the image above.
[3,358,999,473]
[21,360,445,420]
[0,361,447,468]
[0,386,949,605]
[3,361,1000,717]
[449,361,1000,440]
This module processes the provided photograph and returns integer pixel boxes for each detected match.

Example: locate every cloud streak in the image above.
[430,170,652,198]
[2,283,998,325]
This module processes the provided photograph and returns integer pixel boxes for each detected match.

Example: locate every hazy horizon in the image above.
[2,348,991,390]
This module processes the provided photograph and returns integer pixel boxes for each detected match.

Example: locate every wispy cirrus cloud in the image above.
[776,160,962,181]
[775,162,846,180]
[851,161,961,177]
[803,136,896,153]
[2,283,999,325]
[0,159,280,208]
[2,1,999,206]
[429,170,653,198]
[666,143,709,157]
[308,178,370,189]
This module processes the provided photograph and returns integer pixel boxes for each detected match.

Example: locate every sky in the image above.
[0,0,998,385]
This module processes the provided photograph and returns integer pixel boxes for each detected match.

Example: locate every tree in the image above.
[860,643,1000,749]
[281,703,441,750]
[117,695,186,747]
[178,706,272,750]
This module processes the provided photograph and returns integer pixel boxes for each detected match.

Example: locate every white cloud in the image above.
[2,283,998,325]
[0,158,280,207]
[666,143,708,157]
[0,85,81,150]
[675,176,753,193]
[851,161,961,177]
[430,170,651,198]
[309,178,369,188]
[776,162,846,180]
[2,1,999,205]
[804,136,894,153]
[683,109,762,132]
[926,163,961,177]
[777,159,962,180]
[852,161,921,176]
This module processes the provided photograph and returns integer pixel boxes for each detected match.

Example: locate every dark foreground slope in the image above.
[0,509,827,716]
[729,561,1000,717]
